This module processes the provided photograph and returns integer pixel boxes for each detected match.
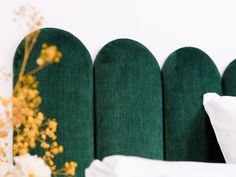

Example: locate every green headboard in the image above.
[94,39,163,160]
[13,28,226,177]
[222,59,236,96]
[13,28,94,177]
[162,47,224,162]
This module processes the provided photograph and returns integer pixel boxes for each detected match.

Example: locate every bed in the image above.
[14,28,236,177]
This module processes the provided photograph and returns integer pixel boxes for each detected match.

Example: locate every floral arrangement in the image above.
[0,5,78,177]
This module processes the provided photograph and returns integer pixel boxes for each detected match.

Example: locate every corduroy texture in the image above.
[222,59,236,96]
[13,28,94,177]
[162,47,224,162]
[94,39,163,160]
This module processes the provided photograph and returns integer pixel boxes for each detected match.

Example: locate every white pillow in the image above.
[203,93,236,164]
[85,155,236,177]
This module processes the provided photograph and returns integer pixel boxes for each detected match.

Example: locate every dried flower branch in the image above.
[0,5,78,177]
[12,31,77,176]
[12,5,44,32]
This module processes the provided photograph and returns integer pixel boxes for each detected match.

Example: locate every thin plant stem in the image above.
[14,30,40,93]
[25,63,50,76]
[17,30,40,81]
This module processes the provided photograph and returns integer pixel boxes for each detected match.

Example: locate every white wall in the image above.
[1,0,236,162]
[2,0,236,75]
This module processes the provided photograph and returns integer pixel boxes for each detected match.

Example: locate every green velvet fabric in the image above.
[222,59,236,96]
[162,47,224,162]
[13,28,94,177]
[94,39,163,160]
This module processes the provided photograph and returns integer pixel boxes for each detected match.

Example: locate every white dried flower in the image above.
[13,154,51,177]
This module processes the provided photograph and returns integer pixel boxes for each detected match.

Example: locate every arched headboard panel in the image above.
[94,39,163,160]
[222,59,236,96]
[13,28,94,177]
[162,47,224,162]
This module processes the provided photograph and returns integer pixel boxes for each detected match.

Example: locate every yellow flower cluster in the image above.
[13,75,59,156]
[64,161,78,176]
[13,75,41,128]
[0,66,12,81]
[0,142,8,162]
[0,102,9,140]
[0,97,11,163]
[53,161,78,176]
[36,44,62,66]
